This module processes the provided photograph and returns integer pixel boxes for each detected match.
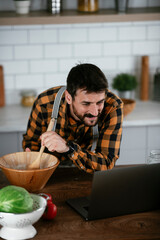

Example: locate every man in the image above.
[23,63,123,173]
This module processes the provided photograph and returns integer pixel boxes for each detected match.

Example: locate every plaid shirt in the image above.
[23,86,123,173]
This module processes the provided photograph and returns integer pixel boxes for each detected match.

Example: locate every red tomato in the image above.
[40,193,57,220]
[42,201,57,220]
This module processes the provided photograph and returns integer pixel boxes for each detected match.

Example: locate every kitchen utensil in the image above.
[28,118,55,170]
[0,152,59,192]
[0,65,5,107]
[140,56,149,101]
[0,194,47,240]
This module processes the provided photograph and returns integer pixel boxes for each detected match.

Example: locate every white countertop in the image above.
[123,100,160,127]
[0,101,160,132]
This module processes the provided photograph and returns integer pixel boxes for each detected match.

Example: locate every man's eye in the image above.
[97,101,104,105]
[82,103,90,106]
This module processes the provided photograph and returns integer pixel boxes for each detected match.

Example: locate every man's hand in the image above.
[25,148,31,152]
[40,131,69,153]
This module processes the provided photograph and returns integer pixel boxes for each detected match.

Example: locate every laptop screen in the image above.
[66,164,160,221]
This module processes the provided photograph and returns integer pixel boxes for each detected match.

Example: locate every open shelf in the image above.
[0,7,160,26]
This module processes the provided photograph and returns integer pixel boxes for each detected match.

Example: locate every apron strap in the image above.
[91,124,99,152]
[51,86,99,152]
[51,86,66,131]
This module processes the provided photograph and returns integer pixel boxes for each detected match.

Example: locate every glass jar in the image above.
[20,90,36,107]
[47,0,62,14]
[147,150,160,164]
[78,0,99,13]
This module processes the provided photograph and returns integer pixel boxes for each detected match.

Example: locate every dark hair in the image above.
[66,63,108,98]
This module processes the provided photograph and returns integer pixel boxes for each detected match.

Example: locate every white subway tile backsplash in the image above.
[118,26,146,40]
[103,22,132,27]
[45,44,72,58]
[118,56,139,71]
[13,25,43,30]
[128,0,147,8]
[149,56,160,70]
[29,29,58,43]
[30,60,57,73]
[99,0,115,8]
[44,24,72,29]
[133,41,160,55]
[0,46,13,60]
[5,89,21,105]
[90,57,117,70]
[2,61,28,74]
[88,27,117,42]
[59,58,88,72]
[148,0,160,7]
[0,26,12,30]
[147,26,160,40]
[0,20,159,104]
[74,43,102,57]
[104,42,132,56]
[73,23,103,28]
[4,76,15,90]
[44,73,67,88]
[133,21,160,26]
[15,45,43,59]
[59,28,87,43]
[15,74,44,89]
[0,31,28,45]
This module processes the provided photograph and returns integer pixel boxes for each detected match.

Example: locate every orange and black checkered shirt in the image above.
[22,86,123,173]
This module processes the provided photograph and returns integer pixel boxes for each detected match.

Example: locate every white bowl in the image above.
[0,194,47,240]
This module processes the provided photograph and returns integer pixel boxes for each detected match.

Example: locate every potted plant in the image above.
[14,0,31,14]
[112,73,137,99]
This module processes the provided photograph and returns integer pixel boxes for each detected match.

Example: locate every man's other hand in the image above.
[25,148,31,152]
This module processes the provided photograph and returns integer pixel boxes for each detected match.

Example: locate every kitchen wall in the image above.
[0,1,160,105]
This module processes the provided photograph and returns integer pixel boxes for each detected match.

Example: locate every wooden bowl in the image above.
[0,152,59,192]
[121,98,136,116]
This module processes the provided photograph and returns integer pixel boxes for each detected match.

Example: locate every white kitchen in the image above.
[0,1,160,240]
[0,0,160,165]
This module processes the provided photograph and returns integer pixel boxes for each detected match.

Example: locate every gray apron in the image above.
[51,86,99,152]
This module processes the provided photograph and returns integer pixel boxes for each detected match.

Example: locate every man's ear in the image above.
[65,90,72,104]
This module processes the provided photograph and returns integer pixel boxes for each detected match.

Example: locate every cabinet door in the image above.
[0,132,18,157]
[147,125,160,156]
[18,132,25,152]
[116,126,146,165]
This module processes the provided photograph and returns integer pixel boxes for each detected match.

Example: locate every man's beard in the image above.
[72,104,100,126]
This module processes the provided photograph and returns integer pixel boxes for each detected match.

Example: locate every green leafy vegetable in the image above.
[0,185,33,214]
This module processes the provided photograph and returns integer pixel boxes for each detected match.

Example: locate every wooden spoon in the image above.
[28,118,55,170]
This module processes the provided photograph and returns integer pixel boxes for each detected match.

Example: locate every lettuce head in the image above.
[0,185,33,214]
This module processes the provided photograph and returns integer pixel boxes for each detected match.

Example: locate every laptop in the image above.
[66,164,160,221]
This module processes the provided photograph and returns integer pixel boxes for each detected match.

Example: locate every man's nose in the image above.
[89,104,99,116]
